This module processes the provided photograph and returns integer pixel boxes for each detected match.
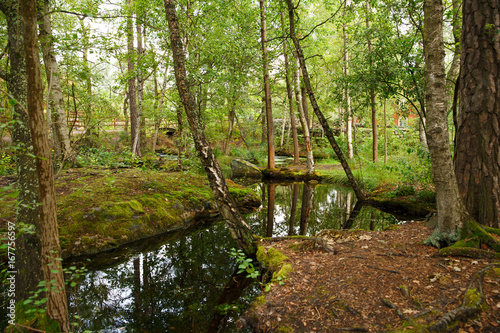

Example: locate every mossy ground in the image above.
[0,167,260,258]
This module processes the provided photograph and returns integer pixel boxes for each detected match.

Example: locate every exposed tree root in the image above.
[431,220,500,258]
[259,236,337,253]
[425,263,500,332]
[381,298,414,323]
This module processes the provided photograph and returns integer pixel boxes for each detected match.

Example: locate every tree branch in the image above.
[299,0,346,41]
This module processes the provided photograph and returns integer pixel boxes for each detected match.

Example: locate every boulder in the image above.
[230,158,262,178]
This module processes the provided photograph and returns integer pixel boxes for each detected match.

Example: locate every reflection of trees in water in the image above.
[249,182,399,237]
[72,223,259,332]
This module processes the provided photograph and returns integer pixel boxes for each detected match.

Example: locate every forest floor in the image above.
[249,221,500,332]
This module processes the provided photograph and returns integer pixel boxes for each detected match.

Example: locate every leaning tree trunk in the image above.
[37,0,74,166]
[281,11,300,164]
[294,61,314,174]
[0,0,43,303]
[454,0,500,228]
[423,0,469,246]
[285,0,365,201]
[164,0,256,253]
[21,0,69,330]
[260,0,275,169]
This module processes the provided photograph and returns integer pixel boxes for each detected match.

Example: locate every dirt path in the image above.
[247,221,500,332]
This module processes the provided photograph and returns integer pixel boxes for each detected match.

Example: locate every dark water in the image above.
[1,182,401,332]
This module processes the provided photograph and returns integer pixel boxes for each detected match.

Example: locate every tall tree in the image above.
[285,0,365,201]
[21,0,69,330]
[366,0,378,163]
[37,0,74,166]
[163,0,256,253]
[0,0,42,302]
[127,0,140,157]
[343,1,354,160]
[454,0,500,228]
[294,62,314,174]
[422,0,468,245]
[281,11,300,164]
[260,0,275,169]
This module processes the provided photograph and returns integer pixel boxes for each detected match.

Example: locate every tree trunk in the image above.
[134,20,144,157]
[127,0,139,156]
[454,0,500,228]
[343,6,354,160]
[423,0,468,245]
[366,0,378,163]
[37,0,74,166]
[80,17,92,134]
[21,0,69,330]
[281,11,300,164]
[164,0,256,253]
[294,61,314,174]
[260,0,275,169]
[285,0,365,201]
[224,98,236,155]
[383,99,387,164]
[0,0,43,303]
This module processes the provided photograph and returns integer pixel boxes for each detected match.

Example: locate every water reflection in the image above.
[68,182,399,332]
[247,182,399,237]
[70,223,259,332]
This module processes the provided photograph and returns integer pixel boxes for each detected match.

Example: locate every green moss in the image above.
[384,225,402,231]
[102,200,144,220]
[273,263,294,280]
[275,326,295,333]
[6,302,61,333]
[464,287,481,307]
[257,246,288,271]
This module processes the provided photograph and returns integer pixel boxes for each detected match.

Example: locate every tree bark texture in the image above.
[294,62,314,174]
[0,0,44,303]
[21,0,69,330]
[343,6,354,160]
[423,0,468,239]
[366,0,378,163]
[281,11,300,164]
[455,0,500,228]
[134,20,144,157]
[37,0,74,165]
[260,0,275,169]
[285,0,365,201]
[164,0,256,253]
[127,0,139,156]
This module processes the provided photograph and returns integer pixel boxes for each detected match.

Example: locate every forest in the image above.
[0,0,499,331]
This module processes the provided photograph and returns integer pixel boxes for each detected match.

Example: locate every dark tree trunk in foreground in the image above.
[164,0,255,253]
[260,0,275,169]
[21,0,69,330]
[423,0,468,245]
[285,0,365,201]
[0,0,42,302]
[455,0,500,228]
